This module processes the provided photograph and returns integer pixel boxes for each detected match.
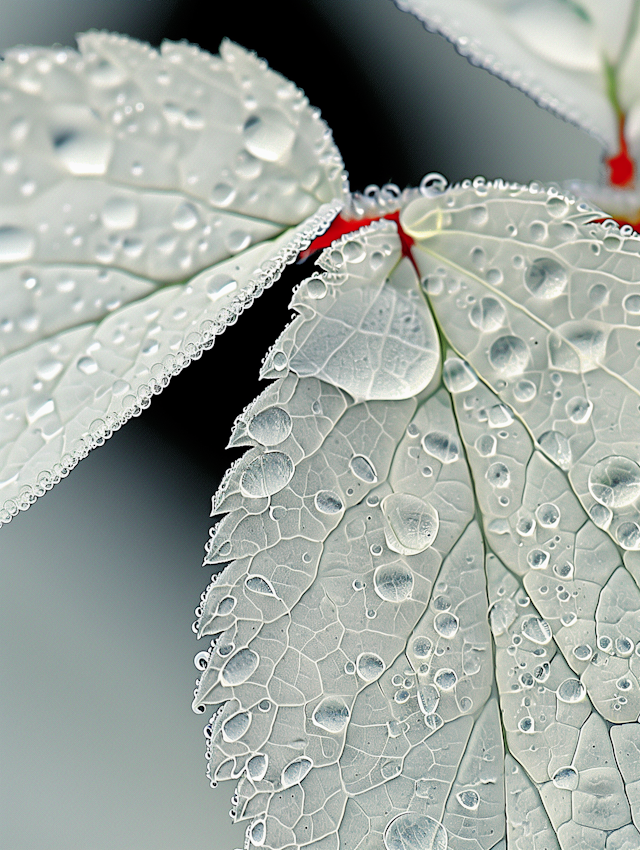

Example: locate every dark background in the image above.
[1,2,601,849]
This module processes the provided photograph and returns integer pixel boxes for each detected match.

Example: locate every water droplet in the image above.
[417,684,439,716]
[488,335,529,377]
[513,379,537,402]
[245,575,276,597]
[250,820,265,846]
[536,503,560,528]
[36,358,63,381]
[566,395,593,424]
[617,521,640,549]
[588,456,640,508]
[527,549,550,570]
[77,356,98,375]
[456,789,480,811]
[381,493,439,555]
[172,201,199,231]
[243,109,296,162]
[524,257,568,299]
[556,678,586,703]
[521,616,552,645]
[53,129,112,175]
[0,226,35,262]
[442,357,477,392]
[552,766,579,790]
[271,351,288,372]
[537,430,571,469]
[101,196,139,230]
[315,490,343,514]
[384,813,447,850]
[518,717,534,733]
[475,435,496,457]
[485,462,511,489]
[240,451,294,498]
[469,296,505,332]
[206,274,237,302]
[194,650,209,671]
[422,431,460,464]
[434,612,459,638]
[210,182,237,207]
[221,710,251,742]
[374,564,414,602]
[434,668,457,691]
[247,754,268,781]
[589,503,612,529]
[217,596,236,616]
[220,648,259,687]
[226,229,251,252]
[342,240,366,263]
[356,652,385,681]
[623,293,640,314]
[412,637,432,658]
[281,756,312,788]
[350,454,378,483]
[616,637,634,656]
[248,407,292,446]
[312,697,350,733]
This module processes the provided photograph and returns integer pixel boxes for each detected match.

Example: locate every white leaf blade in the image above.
[196,181,640,849]
[0,33,347,522]
[392,0,640,154]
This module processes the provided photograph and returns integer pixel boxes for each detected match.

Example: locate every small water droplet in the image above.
[374,564,414,602]
[566,395,593,424]
[220,648,259,687]
[486,462,510,489]
[521,616,552,645]
[617,521,640,549]
[536,503,560,528]
[243,109,296,162]
[488,335,529,377]
[475,434,496,457]
[53,128,112,175]
[0,226,35,262]
[350,454,377,483]
[434,612,459,638]
[281,757,312,788]
[524,257,567,299]
[221,710,251,742]
[315,490,343,514]
[537,430,572,469]
[588,456,640,508]
[210,182,237,207]
[469,296,505,332]
[456,789,480,811]
[513,379,537,402]
[101,196,139,230]
[77,356,98,375]
[248,407,292,446]
[245,575,276,596]
[312,697,350,733]
[422,431,460,464]
[356,652,385,681]
[556,678,586,703]
[412,637,432,658]
[552,766,578,790]
[434,668,457,691]
[381,493,439,555]
[172,201,199,231]
[518,717,534,733]
[443,357,477,392]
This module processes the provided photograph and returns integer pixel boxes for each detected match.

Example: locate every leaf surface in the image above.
[0,33,346,523]
[195,181,640,850]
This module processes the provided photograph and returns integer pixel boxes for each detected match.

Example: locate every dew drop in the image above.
[513,379,537,403]
[210,182,237,207]
[588,456,640,508]
[53,129,112,175]
[537,430,572,469]
[243,109,296,162]
[0,226,35,262]
[442,357,477,393]
[524,257,568,299]
[456,790,480,811]
[552,766,579,790]
[417,684,440,716]
[434,612,459,638]
[206,274,237,302]
[350,454,378,483]
[469,296,505,332]
[374,564,414,602]
[248,407,292,446]
[381,493,439,555]
[172,201,199,231]
[521,616,553,645]
[518,717,534,733]
[356,652,385,681]
[77,356,98,375]
[342,240,366,263]
[566,395,593,424]
[240,451,294,497]
[589,503,612,529]
[383,813,447,850]
[250,820,265,846]
[536,503,560,528]
[485,462,511,489]
[221,711,251,742]
[101,196,139,230]
[623,293,640,314]
[488,335,529,377]
[616,521,640,549]
[556,678,586,703]
[220,648,259,687]
[475,434,496,457]
[312,697,350,733]
[412,637,432,658]
[434,668,457,691]
[315,490,344,514]
[245,575,276,596]
[281,756,312,788]
[422,431,460,464]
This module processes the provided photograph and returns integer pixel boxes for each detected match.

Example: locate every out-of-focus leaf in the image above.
[0,33,346,524]
[195,179,640,850]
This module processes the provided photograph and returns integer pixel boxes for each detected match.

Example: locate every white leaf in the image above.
[392,0,640,157]
[196,180,640,849]
[0,33,346,523]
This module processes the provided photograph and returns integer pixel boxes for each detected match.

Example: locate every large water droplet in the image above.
[524,257,568,299]
[77,356,98,375]
[245,575,277,596]
[172,201,199,231]
[442,357,477,392]
[566,396,593,424]
[552,766,579,790]
[485,462,511,489]
[53,129,112,175]
[312,697,350,733]
[537,430,571,469]
[434,668,457,691]
[374,564,414,602]
[475,435,496,457]
[588,456,640,508]
[488,335,529,377]
[350,454,378,483]
[221,710,251,742]
[250,820,265,846]
[469,296,505,332]
[101,196,139,230]
[243,109,296,162]
[240,451,294,498]
[281,756,312,788]
[247,753,268,781]
[0,226,35,262]
[384,813,447,850]
[206,274,237,302]
[434,612,459,638]
[456,790,480,811]
[220,648,259,687]
[417,684,440,716]
[382,493,439,555]
[356,652,385,681]
[556,678,586,703]
[422,431,460,464]
[248,407,292,446]
[521,616,552,645]
[315,490,344,514]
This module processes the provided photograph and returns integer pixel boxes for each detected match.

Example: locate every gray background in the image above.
[1,1,602,849]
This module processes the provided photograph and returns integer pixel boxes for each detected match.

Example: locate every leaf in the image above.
[0,33,346,524]
[194,179,640,850]
[392,0,640,156]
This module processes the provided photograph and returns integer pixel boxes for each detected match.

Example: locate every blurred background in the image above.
[0,1,602,848]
